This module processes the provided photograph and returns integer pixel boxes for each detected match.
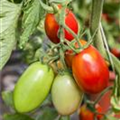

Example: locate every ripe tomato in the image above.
[72,40,109,94]
[45,7,78,43]
[79,104,103,120]
[14,62,54,113]
[51,73,83,115]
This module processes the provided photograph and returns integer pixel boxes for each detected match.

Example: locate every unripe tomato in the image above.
[45,7,78,43]
[51,74,83,115]
[79,104,103,120]
[14,62,54,113]
[72,40,109,94]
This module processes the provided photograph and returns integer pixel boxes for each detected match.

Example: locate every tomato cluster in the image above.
[45,6,78,43]
[13,5,110,119]
[79,104,103,120]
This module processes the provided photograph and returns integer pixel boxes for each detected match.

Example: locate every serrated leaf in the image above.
[36,107,58,120]
[0,0,22,70]
[20,0,45,48]
[2,91,14,108]
[3,113,34,120]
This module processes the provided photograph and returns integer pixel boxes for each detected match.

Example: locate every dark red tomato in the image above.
[79,104,103,120]
[45,7,78,43]
[111,48,120,58]
[72,41,109,94]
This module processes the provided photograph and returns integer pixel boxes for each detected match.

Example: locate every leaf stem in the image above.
[94,86,113,105]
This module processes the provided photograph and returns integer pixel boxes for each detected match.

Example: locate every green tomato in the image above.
[51,73,83,115]
[14,62,54,113]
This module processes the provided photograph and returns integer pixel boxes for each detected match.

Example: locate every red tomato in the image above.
[72,41,109,94]
[45,7,78,43]
[79,104,103,120]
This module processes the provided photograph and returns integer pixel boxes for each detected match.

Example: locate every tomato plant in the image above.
[45,7,78,43]
[72,41,109,94]
[14,62,54,113]
[1,0,120,120]
[51,73,83,115]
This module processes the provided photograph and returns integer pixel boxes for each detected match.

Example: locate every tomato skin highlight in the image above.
[45,8,78,43]
[72,44,109,94]
[79,104,103,120]
[51,74,83,115]
[14,62,54,113]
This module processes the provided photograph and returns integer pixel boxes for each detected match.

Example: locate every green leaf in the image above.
[19,0,45,48]
[3,113,34,120]
[106,115,119,120]
[36,107,58,120]
[0,0,22,70]
[49,0,72,4]
[2,91,14,108]
[111,96,120,112]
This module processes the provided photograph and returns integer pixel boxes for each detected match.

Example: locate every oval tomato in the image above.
[79,104,103,120]
[45,7,78,43]
[72,41,109,94]
[51,73,83,115]
[14,62,54,113]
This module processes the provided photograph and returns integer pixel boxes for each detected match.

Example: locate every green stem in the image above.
[55,115,61,120]
[64,39,78,53]
[94,86,113,105]
[63,24,82,48]
[39,0,57,13]
[47,55,59,64]
[100,23,115,72]
[58,6,70,72]
[90,0,106,56]
[90,0,103,34]
[91,0,120,98]
[82,27,99,49]
[58,4,82,48]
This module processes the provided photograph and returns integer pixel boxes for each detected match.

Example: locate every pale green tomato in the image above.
[51,74,83,115]
[14,62,54,113]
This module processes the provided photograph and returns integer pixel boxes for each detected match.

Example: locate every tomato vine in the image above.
[1,0,120,120]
